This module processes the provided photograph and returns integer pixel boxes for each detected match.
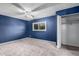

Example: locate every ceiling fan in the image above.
[12,3,55,19]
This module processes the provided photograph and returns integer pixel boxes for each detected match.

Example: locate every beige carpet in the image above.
[0,38,79,56]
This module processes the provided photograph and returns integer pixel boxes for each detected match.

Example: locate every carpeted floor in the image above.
[0,38,79,56]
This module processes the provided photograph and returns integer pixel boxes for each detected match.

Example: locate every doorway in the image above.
[57,13,79,48]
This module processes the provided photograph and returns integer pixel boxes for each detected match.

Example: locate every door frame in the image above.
[57,13,79,48]
[57,15,62,48]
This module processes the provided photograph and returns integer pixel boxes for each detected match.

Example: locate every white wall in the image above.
[61,15,79,47]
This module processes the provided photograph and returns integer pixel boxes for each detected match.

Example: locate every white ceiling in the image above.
[0,3,79,21]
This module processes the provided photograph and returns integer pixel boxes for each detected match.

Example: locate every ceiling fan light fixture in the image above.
[25,14,34,19]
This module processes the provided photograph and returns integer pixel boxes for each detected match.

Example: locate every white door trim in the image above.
[57,15,62,48]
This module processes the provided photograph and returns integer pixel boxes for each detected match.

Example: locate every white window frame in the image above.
[32,21,47,31]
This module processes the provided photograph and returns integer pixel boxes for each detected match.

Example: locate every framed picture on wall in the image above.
[32,21,46,31]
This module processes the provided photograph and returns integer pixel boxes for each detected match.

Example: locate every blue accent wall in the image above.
[29,16,57,42]
[0,15,57,43]
[0,15,29,43]
[56,6,79,16]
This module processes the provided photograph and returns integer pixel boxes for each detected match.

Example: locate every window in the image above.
[34,24,38,30]
[32,21,46,31]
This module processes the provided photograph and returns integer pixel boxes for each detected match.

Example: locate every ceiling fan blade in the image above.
[12,3,25,11]
[32,3,56,12]
[14,12,25,15]
[7,11,25,15]
[12,3,35,19]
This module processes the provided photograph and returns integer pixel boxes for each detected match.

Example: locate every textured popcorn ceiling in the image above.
[0,3,79,20]
[0,38,79,56]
